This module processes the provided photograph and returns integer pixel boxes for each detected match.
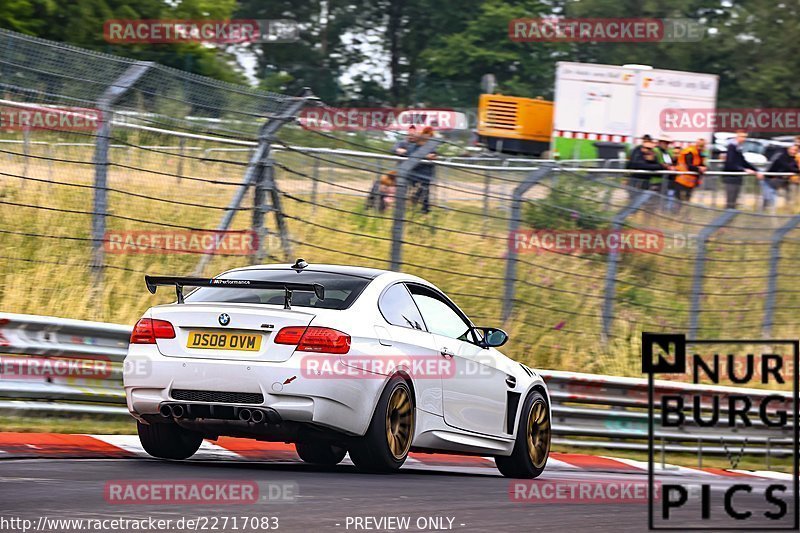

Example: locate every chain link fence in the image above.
[1,28,799,376]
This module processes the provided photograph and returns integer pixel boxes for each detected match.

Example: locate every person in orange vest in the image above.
[673,138,708,202]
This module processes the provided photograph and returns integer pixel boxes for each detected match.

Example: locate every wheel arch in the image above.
[393,369,417,408]
[511,380,550,440]
[357,370,417,437]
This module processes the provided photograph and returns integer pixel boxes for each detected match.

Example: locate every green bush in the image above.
[523,177,611,230]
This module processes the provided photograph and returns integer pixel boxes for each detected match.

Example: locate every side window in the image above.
[408,285,471,341]
[378,284,426,331]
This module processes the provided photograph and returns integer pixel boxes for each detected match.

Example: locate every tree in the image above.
[705,0,800,107]
[421,0,566,104]
[0,0,44,34]
[1,0,246,83]
[236,0,366,102]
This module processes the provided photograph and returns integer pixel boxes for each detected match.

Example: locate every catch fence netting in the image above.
[1,28,797,374]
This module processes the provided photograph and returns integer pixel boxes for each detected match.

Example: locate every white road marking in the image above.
[729,470,794,481]
[88,434,244,461]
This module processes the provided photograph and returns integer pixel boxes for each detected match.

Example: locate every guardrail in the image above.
[0,313,793,467]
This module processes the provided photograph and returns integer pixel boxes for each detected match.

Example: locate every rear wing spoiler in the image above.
[144,275,324,309]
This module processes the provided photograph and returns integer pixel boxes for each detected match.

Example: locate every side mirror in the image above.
[476,327,509,348]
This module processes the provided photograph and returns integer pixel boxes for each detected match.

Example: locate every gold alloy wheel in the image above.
[385,386,413,460]
[527,398,551,469]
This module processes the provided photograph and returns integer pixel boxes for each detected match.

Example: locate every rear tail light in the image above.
[273,326,306,345]
[275,326,350,354]
[131,318,176,344]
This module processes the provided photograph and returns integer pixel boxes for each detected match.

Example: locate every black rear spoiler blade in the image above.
[144,275,324,307]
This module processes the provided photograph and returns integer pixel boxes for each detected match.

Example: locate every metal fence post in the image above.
[252,157,271,263]
[709,160,720,208]
[176,137,186,181]
[482,169,490,236]
[501,164,554,323]
[22,126,30,180]
[46,143,54,181]
[195,89,313,274]
[762,215,800,337]
[601,159,615,210]
[689,210,737,339]
[601,190,654,343]
[311,157,319,214]
[252,145,296,263]
[264,158,293,261]
[389,138,443,271]
[91,61,152,287]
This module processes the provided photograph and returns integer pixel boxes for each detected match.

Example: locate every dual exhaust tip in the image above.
[160,403,185,418]
[237,408,266,423]
[159,403,271,424]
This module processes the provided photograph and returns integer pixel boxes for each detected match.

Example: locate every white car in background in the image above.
[123,260,551,478]
[713,132,769,165]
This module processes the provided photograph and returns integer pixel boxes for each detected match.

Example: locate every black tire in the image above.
[349,376,414,473]
[137,420,203,460]
[295,442,347,466]
[495,390,551,479]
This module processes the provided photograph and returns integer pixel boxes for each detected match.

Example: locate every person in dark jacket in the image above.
[391,125,418,156]
[366,126,420,211]
[722,130,762,209]
[628,141,667,189]
[762,145,799,213]
[627,135,666,191]
[407,126,437,213]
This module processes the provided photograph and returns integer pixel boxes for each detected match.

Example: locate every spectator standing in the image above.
[378,171,398,212]
[627,135,657,190]
[674,138,708,202]
[792,135,800,202]
[655,136,676,208]
[627,135,666,191]
[655,136,675,168]
[391,125,418,156]
[364,126,421,211]
[762,145,800,213]
[407,126,437,213]
[722,130,762,209]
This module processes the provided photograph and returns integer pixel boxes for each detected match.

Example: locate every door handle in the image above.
[505,375,517,388]
[440,347,455,358]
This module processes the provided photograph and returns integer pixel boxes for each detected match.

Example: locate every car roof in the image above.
[227,263,389,280]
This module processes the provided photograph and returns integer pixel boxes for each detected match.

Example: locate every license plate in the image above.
[187,331,262,351]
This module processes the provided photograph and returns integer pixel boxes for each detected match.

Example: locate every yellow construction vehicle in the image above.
[476,94,553,156]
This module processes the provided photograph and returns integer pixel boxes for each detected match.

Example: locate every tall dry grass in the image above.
[1,140,798,378]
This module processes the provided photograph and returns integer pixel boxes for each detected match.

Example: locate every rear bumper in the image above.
[123,345,385,436]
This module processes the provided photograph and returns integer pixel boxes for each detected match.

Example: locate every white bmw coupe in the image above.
[123,260,551,478]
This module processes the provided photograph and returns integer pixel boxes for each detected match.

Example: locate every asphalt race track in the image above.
[0,446,795,533]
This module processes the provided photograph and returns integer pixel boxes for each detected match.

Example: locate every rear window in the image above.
[184,269,371,310]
